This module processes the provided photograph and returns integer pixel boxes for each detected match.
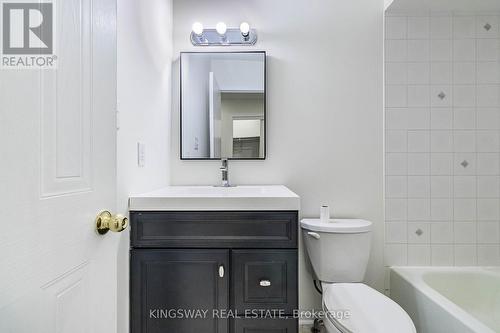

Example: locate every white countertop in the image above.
[129,185,300,211]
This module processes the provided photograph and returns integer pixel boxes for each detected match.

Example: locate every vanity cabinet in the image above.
[130,211,298,333]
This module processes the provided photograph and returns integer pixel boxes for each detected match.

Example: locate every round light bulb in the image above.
[192,22,204,36]
[215,22,227,35]
[240,22,250,36]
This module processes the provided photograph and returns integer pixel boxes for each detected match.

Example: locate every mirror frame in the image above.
[179,51,267,160]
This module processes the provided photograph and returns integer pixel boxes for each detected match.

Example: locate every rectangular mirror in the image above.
[180,51,266,160]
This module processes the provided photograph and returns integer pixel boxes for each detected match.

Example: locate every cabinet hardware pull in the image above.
[219,265,224,278]
[259,279,271,287]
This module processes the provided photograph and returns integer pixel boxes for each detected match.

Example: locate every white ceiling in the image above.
[387,0,500,12]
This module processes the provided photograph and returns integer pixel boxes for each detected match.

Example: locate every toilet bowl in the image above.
[301,218,416,333]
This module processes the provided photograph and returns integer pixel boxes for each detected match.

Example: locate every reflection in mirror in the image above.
[180,52,265,159]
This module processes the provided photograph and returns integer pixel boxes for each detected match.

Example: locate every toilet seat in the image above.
[322,283,416,333]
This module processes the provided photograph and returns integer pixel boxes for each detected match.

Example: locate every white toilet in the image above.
[301,218,416,333]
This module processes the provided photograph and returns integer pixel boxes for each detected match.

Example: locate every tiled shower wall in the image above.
[384,12,500,273]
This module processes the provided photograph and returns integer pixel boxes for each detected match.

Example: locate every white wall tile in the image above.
[453,85,476,107]
[476,131,499,152]
[407,108,430,129]
[386,63,408,84]
[408,222,431,243]
[477,39,499,61]
[477,175,500,197]
[408,40,430,62]
[454,222,476,244]
[408,17,429,39]
[477,86,499,107]
[408,244,431,265]
[454,198,477,220]
[453,108,476,129]
[408,176,430,197]
[386,130,408,152]
[477,62,499,84]
[477,245,500,265]
[454,176,476,197]
[454,153,476,175]
[453,39,476,62]
[454,244,477,265]
[478,221,500,243]
[386,198,408,221]
[386,176,407,198]
[386,108,408,130]
[431,153,453,175]
[430,39,452,61]
[386,222,408,243]
[430,62,452,84]
[386,85,408,107]
[477,199,500,220]
[408,86,430,107]
[385,244,408,265]
[475,16,499,39]
[431,223,453,243]
[430,86,452,107]
[408,153,430,175]
[386,153,407,175]
[477,153,499,175]
[453,131,476,152]
[453,16,476,39]
[431,198,453,221]
[408,198,431,220]
[431,244,454,264]
[431,130,453,152]
[386,17,408,40]
[407,63,430,84]
[477,108,499,129]
[430,16,452,39]
[431,176,453,197]
[431,108,453,129]
[408,130,430,152]
[453,62,476,84]
[386,40,408,62]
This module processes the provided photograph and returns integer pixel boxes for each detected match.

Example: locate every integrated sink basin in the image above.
[129,185,300,211]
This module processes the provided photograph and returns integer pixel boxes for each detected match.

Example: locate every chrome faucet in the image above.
[220,158,230,187]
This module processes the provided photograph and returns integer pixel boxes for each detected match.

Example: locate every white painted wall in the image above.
[171,0,385,310]
[116,0,173,331]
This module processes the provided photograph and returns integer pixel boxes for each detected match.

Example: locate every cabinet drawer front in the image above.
[232,318,298,333]
[130,211,298,248]
[231,250,298,313]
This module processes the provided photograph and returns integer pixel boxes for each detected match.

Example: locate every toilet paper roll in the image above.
[320,205,330,223]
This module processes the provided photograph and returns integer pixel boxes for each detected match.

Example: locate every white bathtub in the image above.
[390,267,500,333]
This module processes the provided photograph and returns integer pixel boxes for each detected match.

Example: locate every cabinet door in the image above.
[233,318,298,333]
[131,249,229,333]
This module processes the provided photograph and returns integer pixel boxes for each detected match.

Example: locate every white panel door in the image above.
[209,72,221,158]
[0,0,118,332]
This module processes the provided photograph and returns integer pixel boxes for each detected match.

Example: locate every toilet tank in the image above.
[301,219,372,283]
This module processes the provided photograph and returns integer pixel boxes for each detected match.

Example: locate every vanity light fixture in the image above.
[192,22,204,36]
[215,22,227,36]
[190,21,257,46]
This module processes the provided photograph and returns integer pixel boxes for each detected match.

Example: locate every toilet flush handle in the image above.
[307,232,321,240]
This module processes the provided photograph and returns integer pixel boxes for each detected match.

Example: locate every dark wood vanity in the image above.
[130,210,299,333]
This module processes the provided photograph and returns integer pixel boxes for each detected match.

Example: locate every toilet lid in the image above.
[300,219,372,233]
[322,283,416,333]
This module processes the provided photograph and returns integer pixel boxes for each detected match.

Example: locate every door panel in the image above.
[0,0,117,331]
[131,249,229,333]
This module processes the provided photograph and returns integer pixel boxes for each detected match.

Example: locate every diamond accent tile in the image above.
[415,229,423,236]
[484,23,492,31]
[438,92,446,100]
[461,160,469,168]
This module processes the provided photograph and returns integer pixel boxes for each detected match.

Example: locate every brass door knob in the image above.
[95,211,128,235]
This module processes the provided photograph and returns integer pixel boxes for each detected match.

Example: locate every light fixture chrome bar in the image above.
[190,28,257,46]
